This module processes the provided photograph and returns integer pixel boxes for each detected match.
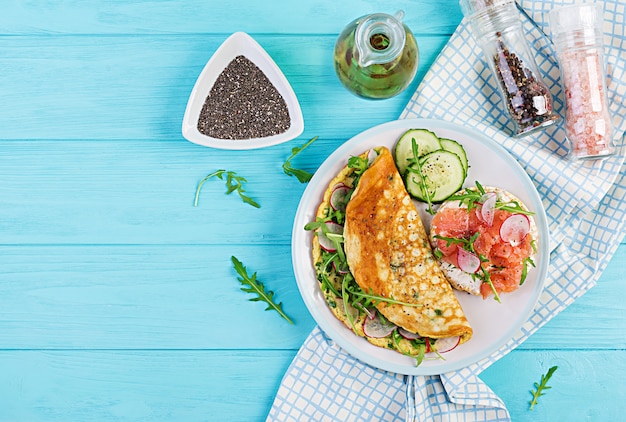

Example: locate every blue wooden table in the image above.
[0,1,624,420]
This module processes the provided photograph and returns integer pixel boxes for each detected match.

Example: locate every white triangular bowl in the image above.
[182,32,304,150]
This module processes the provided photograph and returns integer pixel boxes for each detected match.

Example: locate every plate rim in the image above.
[291,118,550,375]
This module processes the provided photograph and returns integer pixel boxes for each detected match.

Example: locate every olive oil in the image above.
[333,11,419,99]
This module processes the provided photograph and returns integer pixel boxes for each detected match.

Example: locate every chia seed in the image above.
[197,55,291,140]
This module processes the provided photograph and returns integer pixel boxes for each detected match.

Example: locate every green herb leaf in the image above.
[447,181,534,216]
[529,365,558,410]
[391,330,428,367]
[520,256,535,285]
[341,273,357,331]
[343,284,422,308]
[231,256,294,324]
[283,136,318,183]
[194,169,260,208]
[348,155,369,176]
[405,139,436,215]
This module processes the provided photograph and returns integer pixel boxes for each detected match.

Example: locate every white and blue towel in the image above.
[268,0,625,420]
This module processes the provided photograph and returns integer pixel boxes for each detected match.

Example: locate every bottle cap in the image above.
[549,3,603,42]
[459,0,514,18]
[355,11,406,67]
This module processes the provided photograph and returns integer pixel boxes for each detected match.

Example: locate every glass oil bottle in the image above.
[333,11,419,99]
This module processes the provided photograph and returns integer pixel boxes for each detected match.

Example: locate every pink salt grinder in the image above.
[549,3,615,160]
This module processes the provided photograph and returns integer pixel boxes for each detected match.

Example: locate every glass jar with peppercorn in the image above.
[459,0,559,136]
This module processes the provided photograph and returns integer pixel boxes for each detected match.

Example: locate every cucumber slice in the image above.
[394,129,441,175]
[440,138,469,175]
[405,150,465,203]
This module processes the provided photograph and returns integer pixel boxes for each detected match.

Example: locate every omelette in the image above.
[308,147,472,364]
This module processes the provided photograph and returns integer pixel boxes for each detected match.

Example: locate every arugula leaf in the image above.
[405,139,436,215]
[194,169,260,208]
[520,256,535,285]
[447,181,534,216]
[447,181,484,212]
[231,256,294,324]
[348,155,369,176]
[343,284,422,308]
[391,330,428,367]
[282,136,318,183]
[342,274,357,331]
[529,366,558,410]
[319,270,341,297]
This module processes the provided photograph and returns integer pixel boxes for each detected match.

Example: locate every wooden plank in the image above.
[0,244,623,349]
[481,350,626,421]
[0,0,463,35]
[0,245,315,349]
[0,138,345,245]
[0,349,622,421]
[0,349,293,421]
[0,35,447,141]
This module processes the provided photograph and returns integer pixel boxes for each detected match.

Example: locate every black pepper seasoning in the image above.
[493,32,554,131]
[459,0,558,136]
[197,55,291,140]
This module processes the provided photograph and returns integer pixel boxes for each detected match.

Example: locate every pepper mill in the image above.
[459,0,559,136]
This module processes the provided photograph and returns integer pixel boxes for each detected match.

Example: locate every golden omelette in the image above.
[343,147,472,343]
[309,147,472,362]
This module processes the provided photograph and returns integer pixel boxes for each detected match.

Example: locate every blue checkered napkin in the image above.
[267,328,406,422]
[267,1,625,420]
[405,0,626,414]
[267,327,510,422]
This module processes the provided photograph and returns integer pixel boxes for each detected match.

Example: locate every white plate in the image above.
[182,32,304,150]
[292,118,550,375]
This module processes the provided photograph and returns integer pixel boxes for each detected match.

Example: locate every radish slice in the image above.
[398,327,422,340]
[500,213,530,246]
[332,259,349,275]
[317,222,343,252]
[363,313,396,338]
[457,248,480,273]
[356,306,376,320]
[367,149,379,166]
[330,184,350,212]
[479,192,496,226]
[430,336,460,353]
